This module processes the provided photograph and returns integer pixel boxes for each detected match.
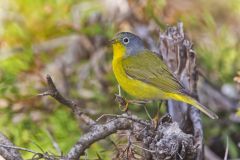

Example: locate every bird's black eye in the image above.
[123,37,129,44]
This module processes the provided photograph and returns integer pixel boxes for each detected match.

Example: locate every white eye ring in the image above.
[123,37,129,44]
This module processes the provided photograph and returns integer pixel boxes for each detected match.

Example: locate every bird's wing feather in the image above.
[122,51,184,93]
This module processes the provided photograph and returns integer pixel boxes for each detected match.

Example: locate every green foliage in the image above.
[196,25,240,84]
[0,107,81,159]
[0,51,32,75]
[0,49,33,97]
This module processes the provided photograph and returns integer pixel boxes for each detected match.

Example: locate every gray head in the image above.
[112,32,145,56]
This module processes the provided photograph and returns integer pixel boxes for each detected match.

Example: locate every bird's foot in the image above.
[115,94,151,112]
[115,94,129,112]
[152,117,159,129]
[152,114,173,129]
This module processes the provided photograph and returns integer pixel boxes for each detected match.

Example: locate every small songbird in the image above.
[110,32,218,119]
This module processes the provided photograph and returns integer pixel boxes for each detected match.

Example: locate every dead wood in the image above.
[159,22,204,160]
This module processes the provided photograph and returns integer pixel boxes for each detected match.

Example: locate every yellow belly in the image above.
[112,57,167,100]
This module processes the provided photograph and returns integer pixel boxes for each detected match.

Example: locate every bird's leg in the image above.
[128,100,151,105]
[118,84,122,96]
[115,85,151,111]
[115,85,128,112]
[143,104,160,129]
[152,100,165,128]
[157,100,165,119]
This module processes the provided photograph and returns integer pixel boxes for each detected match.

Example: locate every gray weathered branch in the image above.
[0,133,23,160]
[66,116,132,159]
[41,75,197,160]
[39,74,95,126]
[159,22,204,160]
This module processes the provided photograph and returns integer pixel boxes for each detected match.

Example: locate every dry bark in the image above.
[159,22,204,160]
[0,133,23,160]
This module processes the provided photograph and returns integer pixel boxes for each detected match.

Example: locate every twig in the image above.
[123,132,132,158]
[131,143,155,153]
[0,144,60,160]
[224,136,229,160]
[96,113,150,126]
[0,144,38,154]
[39,74,95,126]
[96,113,118,122]
[31,141,45,153]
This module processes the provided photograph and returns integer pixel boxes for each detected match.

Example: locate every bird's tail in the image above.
[170,93,218,119]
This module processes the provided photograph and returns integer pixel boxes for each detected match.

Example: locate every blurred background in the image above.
[0,0,240,159]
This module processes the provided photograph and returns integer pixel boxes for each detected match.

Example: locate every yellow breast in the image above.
[112,42,166,100]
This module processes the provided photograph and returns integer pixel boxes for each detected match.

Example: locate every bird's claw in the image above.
[115,94,129,112]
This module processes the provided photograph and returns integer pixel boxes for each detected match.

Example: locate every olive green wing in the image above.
[122,51,184,93]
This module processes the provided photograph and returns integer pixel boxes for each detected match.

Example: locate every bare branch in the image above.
[0,133,23,160]
[66,117,133,159]
[96,114,150,126]
[64,113,196,160]
[38,73,197,160]
[0,144,38,154]
[0,143,61,160]
[39,74,95,126]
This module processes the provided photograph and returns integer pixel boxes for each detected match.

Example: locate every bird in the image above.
[110,32,218,119]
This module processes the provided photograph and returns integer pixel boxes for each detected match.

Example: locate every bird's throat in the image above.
[112,42,126,60]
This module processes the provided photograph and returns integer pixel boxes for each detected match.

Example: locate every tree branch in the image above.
[66,116,133,159]
[39,74,95,126]
[39,74,197,160]
[0,133,23,160]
